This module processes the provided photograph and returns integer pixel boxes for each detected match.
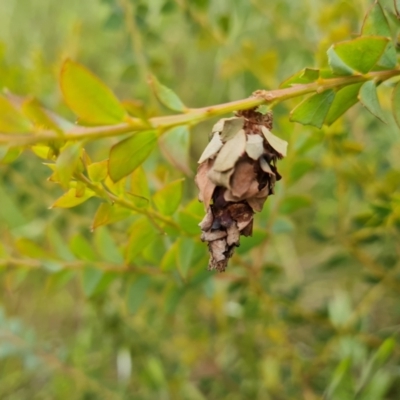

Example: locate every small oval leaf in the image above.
[325,83,363,125]
[108,130,157,182]
[290,90,335,128]
[358,80,386,123]
[330,37,389,74]
[0,96,32,133]
[51,188,95,208]
[153,179,184,216]
[150,75,187,112]
[60,59,127,125]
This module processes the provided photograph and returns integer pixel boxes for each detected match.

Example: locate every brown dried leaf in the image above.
[220,117,245,141]
[195,161,216,208]
[229,203,253,226]
[237,217,253,232]
[230,159,256,198]
[256,185,270,198]
[224,190,240,202]
[243,180,260,199]
[241,219,253,236]
[247,196,267,212]
[227,223,240,246]
[198,132,223,164]
[209,239,227,263]
[213,129,246,172]
[261,126,288,157]
[208,167,234,189]
[259,157,275,175]
[245,134,264,160]
[201,230,227,242]
[199,208,214,231]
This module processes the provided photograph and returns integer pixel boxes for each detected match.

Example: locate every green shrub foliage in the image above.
[1,0,400,398]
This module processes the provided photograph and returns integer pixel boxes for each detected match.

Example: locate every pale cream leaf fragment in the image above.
[198,132,223,164]
[261,126,288,157]
[245,134,264,160]
[213,129,246,172]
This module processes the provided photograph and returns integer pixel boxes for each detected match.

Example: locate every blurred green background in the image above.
[1,0,400,399]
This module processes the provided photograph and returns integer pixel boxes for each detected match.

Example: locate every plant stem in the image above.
[1,69,399,147]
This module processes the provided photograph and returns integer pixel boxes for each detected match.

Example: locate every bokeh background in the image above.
[1,0,400,398]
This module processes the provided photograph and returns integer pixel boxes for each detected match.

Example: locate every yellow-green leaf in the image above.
[55,142,82,188]
[108,130,157,182]
[22,98,63,134]
[150,75,187,112]
[88,160,108,182]
[125,218,157,263]
[0,95,32,133]
[60,59,127,125]
[51,188,95,208]
[280,68,320,88]
[130,166,150,199]
[92,203,132,230]
[153,179,184,216]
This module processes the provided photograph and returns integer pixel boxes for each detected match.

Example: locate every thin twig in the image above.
[1,69,399,147]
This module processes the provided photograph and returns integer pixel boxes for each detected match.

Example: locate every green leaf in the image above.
[329,37,389,74]
[327,46,355,76]
[290,90,335,128]
[150,75,187,112]
[289,159,315,183]
[236,229,267,255]
[279,195,312,214]
[125,217,157,263]
[87,160,108,182]
[358,80,386,122]
[94,227,124,263]
[130,166,150,199]
[127,275,150,314]
[82,266,103,297]
[159,126,191,175]
[108,131,157,182]
[69,234,97,261]
[325,83,363,125]
[362,2,396,69]
[55,142,82,188]
[177,238,195,278]
[92,203,132,230]
[60,59,127,125]
[0,95,32,133]
[362,1,391,37]
[280,68,319,88]
[391,81,400,129]
[160,241,179,271]
[0,147,22,164]
[153,179,184,216]
[178,199,203,235]
[50,188,95,208]
[126,192,149,209]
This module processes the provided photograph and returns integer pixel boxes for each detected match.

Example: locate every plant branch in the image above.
[1,68,399,147]
[76,173,180,231]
